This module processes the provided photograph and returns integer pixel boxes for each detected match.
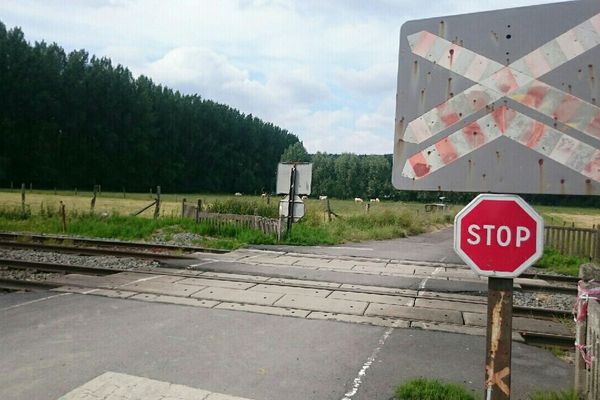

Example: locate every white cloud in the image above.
[336,63,397,96]
[0,0,569,155]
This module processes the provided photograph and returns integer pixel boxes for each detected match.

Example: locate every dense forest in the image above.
[2,22,599,207]
[0,22,299,193]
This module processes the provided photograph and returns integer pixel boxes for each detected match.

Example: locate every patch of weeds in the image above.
[535,248,586,276]
[543,346,574,364]
[528,389,579,400]
[205,199,278,218]
[394,378,476,400]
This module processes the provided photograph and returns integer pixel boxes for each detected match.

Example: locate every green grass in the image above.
[0,190,459,247]
[393,378,476,400]
[535,247,587,276]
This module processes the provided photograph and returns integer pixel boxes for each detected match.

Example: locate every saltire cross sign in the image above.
[393,0,600,195]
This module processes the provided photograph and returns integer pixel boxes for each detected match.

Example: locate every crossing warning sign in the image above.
[393,0,600,195]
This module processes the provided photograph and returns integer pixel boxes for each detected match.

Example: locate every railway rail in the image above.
[0,232,228,255]
[0,232,579,349]
[0,257,576,349]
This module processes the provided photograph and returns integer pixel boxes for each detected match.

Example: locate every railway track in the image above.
[0,257,576,349]
[0,240,201,260]
[0,232,228,255]
[0,232,579,349]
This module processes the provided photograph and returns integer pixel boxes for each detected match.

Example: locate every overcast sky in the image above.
[1,0,565,154]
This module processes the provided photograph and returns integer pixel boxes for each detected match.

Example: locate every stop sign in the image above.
[454,194,544,277]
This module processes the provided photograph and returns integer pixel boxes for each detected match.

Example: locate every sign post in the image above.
[276,163,312,236]
[454,194,544,399]
[393,2,600,398]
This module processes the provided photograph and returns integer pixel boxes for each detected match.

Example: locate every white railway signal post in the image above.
[393,1,600,399]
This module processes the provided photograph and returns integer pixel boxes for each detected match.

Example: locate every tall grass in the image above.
[205,199,278,218]
[0,190,458,247]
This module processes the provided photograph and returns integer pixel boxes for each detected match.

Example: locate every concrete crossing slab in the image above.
[365,303,464,324]
[200,272,270,282]
[417,290,486,303]
[121,281,202,297]
[177,278,256,290]
[339,284,417,297]
[266,277,341,288]
[191,287,283,306]
[248,284,332,297]
[415,298,487,313]
[274,294,368,315]
[307,312,411,328]
[215,302,310,318]
[328,291,415,307]
[142,295,219,308]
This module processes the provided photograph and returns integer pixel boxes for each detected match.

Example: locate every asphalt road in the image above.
[1,291,572,400]
[252,227,464,264]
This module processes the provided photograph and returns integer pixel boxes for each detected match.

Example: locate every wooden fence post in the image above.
[277,215,285,241]
[122,187,126,199]
[153,186,161,219]
[59,201,67,232]
[326,198,332,222]
[91,185,97,213]
[181,198,187,219]
[21,183,26,215]
[196,200,202,223]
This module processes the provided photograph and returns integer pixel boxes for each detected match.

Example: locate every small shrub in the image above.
[206,199,278,218]
[535,248,586,276]
[394,378,476,400]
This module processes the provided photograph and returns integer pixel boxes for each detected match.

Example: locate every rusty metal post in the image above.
[574,283,588,397]
[485,277,513,400]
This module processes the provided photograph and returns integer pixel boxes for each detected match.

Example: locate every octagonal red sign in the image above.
[454,194,544,277]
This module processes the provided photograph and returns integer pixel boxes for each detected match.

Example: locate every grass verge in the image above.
[0,197,455,248]
[535,247,587,276]
[393,378,475,400]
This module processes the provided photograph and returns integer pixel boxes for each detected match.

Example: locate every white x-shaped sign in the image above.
[401,13,600,182]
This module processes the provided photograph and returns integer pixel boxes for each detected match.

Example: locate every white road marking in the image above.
[418,278,429,290]
[58,371,254,400]
[341,326,394,399]
[0,293,71,312]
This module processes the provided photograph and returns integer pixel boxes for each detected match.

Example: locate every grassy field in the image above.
[0,189,456,248]
[1,189,599,275]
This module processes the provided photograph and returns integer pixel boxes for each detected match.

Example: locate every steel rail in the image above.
[0,240,198,260]
[0,232,228,254]
[0,258,117,275]
[0,278,60,291]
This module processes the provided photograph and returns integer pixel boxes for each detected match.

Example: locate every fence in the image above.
[575,286,600,399]
[182,203,283,239]
[544,225,600,260]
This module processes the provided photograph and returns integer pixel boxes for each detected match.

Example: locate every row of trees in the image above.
[0,23,298,193]
[281,143,600,206]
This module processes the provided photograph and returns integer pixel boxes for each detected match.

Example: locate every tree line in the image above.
[2,22,599,208]
[281,143,600,207]
[0,22,298,193]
